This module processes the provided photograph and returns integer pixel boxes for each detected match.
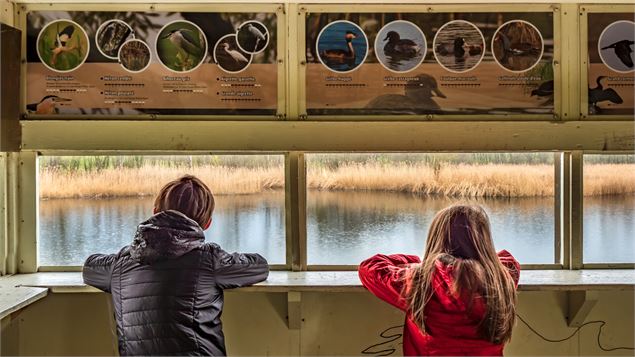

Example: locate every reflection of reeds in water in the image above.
[40,163,634,199]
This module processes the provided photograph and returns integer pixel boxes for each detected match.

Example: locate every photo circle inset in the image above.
[598,20,635,73]
[432,20,485,74]
[36,19,90,73]
[316,20,369,74]
[213,34,253,73]
[118,39,152,73]
[96,19,134,60]
[236,20,270,54]
[156,20,208,73]
[375,20,426,73]
[491,20,544,73]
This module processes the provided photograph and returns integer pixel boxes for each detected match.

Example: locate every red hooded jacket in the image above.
[359,250,520,356]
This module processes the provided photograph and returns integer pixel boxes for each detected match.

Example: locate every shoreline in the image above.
[39,163,635,199]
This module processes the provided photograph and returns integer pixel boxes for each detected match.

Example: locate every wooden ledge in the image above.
[1,270,634,294]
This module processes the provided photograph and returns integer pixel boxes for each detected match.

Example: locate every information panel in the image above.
[26,11,278,116]
[587,13,634,116]
[305,12,554,116]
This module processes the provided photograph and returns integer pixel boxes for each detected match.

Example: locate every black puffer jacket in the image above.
[82,210,269,356]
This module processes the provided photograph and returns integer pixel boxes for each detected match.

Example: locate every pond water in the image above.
[38,191,634,266]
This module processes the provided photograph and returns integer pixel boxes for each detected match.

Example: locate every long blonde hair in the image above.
[404,204,517,344]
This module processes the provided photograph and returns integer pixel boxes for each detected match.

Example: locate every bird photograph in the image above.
[365,73,447,114]
[597,21,635,72]
[118,40,151,72]
[156,21,207,72]
[36,20,89,72]
[375,21,426,73]
[433,20,485,73]
[96,19,133,59]
[26,95,72,115]
[317,21,368,72]
[588,75,624,114]
[492,21,543,72]
[236,21,269,54]
[213,35,251,73]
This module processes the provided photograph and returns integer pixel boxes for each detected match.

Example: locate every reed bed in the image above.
[39,163,634,199]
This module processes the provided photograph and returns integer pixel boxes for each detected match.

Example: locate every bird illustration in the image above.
[160,28,204,62]
[588,76,623,114]
[601,39,634,68]
[26,95,71,114]
[365,73,446,112]
[531,80,554,106]
[222,42,249,64]
[320,31,358,62]
[244,23,267,52]
[495,32,541,64]
[382,31,420,57]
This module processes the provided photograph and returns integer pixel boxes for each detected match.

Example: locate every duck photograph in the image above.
[492,20,543,72]
[306,12,554,116]
[156,21,207,72]
[36,19,89,72]
[598,20,635,72]
[95,19,133,59]
[375,20,426,73]
[213,34,252,72]
[237,20,270,54]
[118,39,151,72]
[433,20,485,73]
[587,13,634,115]
[316,20,368,72]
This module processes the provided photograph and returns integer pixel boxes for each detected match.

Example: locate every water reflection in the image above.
[584,195,635,263]
[39,193,285,265]
[307,191,554,264]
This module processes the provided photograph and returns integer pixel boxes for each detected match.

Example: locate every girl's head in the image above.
[405,203,517,344]
[153,175,215,229]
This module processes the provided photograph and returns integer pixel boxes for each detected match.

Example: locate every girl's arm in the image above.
[358,254,421,311]
[497,250,520,287]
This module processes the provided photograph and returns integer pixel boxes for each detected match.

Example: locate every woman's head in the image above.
[423,204,498,263]
[153,175,215,229]
[405,203,517,344]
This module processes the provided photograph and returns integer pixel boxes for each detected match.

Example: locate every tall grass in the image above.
[39,162,635,199]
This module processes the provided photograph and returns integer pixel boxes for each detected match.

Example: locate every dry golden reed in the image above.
[40,163,634,199]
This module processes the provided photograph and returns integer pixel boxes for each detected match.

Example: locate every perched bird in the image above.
[588,76,623,114]
[601,39,634,68]
[242,23,267,52]
[382,31,420,57]
[365,73,446,112]
[160,29,204,60]
[320,31,358,62]
[26,95,71,114]
[222,42,249,64]
[56,25,75,47]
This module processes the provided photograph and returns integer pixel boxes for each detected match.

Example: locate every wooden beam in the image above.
[567,290,599,327]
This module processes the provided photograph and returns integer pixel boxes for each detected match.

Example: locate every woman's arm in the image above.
[358,254,421,311]
[497,250,520,287]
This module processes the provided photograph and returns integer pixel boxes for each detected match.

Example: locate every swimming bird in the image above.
[495,32,541,64]
[601,39,634,68]
[26,95,71,114]
[588,76,623,114]
[160,29,204,60]
[320,31,357,62]
[365,73,446,112]
[531,80,554,97]
[383,31,420,57]
[222,42,248,64]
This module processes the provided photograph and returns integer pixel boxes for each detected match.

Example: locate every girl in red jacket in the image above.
[359,204,520,356]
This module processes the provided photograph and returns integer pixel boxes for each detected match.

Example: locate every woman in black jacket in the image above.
[83,175,269,356]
